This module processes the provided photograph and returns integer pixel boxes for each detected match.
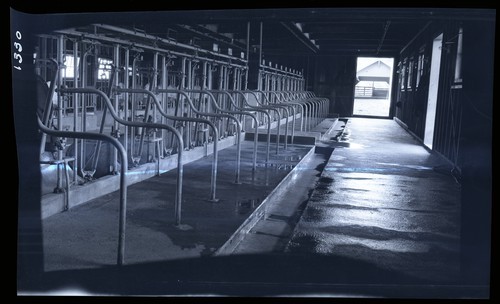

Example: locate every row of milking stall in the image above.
[14,7,494,297]
[35,23,334,266]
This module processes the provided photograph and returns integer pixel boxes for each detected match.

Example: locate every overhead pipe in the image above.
[57,87,185,227]
[92,24,247,64]
[37,116,128,266]
[260,64,303,78]
[56,29,249,70]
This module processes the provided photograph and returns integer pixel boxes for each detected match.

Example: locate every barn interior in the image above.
[12,6,494,299]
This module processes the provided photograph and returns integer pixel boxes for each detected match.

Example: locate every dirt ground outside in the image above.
[353,98,391,117]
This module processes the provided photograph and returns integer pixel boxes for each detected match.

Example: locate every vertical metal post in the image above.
[245,22,250,90]
[153,52,160,169]
[73,41,79,184]
[161,54,167,157]
[130,55,138,164]
[233,67,238,91]
[259,22,263,69]
[180,57,186,144]
[79,43,87,176]
[56,35,64,191]
[217,65,223,135]
[123,48,129,168]
[112,44,120,174]
[186,58,192,147]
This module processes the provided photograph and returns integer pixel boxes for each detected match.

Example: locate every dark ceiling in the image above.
[50,8,495,58]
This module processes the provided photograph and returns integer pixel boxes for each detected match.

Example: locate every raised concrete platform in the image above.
[41,113,329,219]
[42,140,317,271]
[226,145,333,255]
[41,132,244,219]
[245,116,340,146]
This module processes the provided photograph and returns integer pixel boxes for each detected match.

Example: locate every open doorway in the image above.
[353,57,394,117]
[423,33,443,149]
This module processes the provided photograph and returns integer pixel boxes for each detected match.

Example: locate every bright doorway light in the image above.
[353,57,394,117]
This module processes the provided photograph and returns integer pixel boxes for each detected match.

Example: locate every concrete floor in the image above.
[42,140,315,271]
[286,117,461,283]
[353,98,391,117]
[31,117,474,298]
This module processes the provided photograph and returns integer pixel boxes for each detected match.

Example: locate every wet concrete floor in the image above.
[286,117,461,284]
[42,140,314,271]
[33,117,471,297]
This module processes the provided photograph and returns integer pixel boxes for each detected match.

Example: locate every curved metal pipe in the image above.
[308,97,319,128]
[295,93,316,131]
[92,66,117,174]
[57,87,185,226]
[37,116,128,266]
[255,90,291,150]
[267,90,301,143]
[210,90,260,171]
[116,87,219,202]
[183,89,242,184]
[155,89,221,201]
[39,59,59,156]
[267,91,296,145]
[293,95,309,132]
[283,90,307,132]
[242,90,282,155]
[228,90,272,165]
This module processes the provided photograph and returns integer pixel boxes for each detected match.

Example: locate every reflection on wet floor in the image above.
[42,142,314,271]
[286,118,461,283]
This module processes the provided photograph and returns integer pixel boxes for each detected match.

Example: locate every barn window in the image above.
[400,59,407,90]
[61,55,79,79]
[416,51,425,88]
[407,58,414,89]
[98,58,113,80]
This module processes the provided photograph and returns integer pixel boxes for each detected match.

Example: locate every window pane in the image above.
[98,58,113,80]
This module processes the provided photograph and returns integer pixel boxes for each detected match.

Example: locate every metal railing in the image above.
[183,89,242,184]
[118,87,220,202]
[37,116,129,266]
[210,90,260,171]
[58,87,185,226]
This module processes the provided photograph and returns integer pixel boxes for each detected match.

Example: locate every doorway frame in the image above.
[423,33,443,149]
[352,56,395,119]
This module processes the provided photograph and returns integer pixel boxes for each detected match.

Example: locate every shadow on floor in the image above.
[26,252,481,298]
